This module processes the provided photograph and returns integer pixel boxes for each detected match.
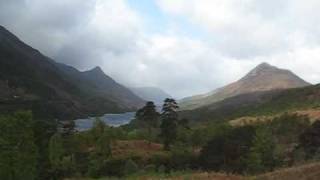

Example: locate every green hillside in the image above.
[181,84,320,122]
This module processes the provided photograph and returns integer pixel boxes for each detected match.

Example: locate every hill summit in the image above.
[180,62,311,110]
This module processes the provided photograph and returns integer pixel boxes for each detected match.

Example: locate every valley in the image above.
[1,13,320,180]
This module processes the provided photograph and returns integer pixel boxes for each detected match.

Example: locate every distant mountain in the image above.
[180,84,319,123]
[0,25,144,120]
[130,87,172,105]
[180,62,310,110]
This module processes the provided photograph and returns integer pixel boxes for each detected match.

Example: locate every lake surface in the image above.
[74,112,135,131]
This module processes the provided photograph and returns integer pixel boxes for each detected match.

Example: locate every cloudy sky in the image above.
[1,0,320,98]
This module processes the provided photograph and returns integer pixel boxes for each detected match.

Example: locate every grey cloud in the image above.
[2,0,320,98]
[0,0,142,68]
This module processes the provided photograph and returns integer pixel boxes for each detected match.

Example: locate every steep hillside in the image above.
[130,86,172,105]
[180,63,310,110]
[181,84,320,122]
[0,25,144,119]
[58,64,145,109]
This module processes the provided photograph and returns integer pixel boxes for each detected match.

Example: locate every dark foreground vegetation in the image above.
[2,98,320,180]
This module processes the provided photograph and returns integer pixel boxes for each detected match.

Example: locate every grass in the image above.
[111,140,167,162]
[66,171,244,180]
[127,171,244,180]
[229,108,320,126]
[66,161,320,180]
[254,162,320,180]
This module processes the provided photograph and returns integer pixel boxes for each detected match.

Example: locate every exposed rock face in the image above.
[180,62,310,110]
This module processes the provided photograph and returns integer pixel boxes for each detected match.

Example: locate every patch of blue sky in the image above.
[171,16,210,41]
[127,0,209,40]
[127,0,168,34]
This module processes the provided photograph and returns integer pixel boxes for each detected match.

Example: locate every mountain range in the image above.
[0,25,145,120]
[0,24,317,123]
[180,62,310,110]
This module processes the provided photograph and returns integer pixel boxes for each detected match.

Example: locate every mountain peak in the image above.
[84,66,106,76]
[255,62,275,69]
[253,62,278,71]
[244,62,280,79]
[180,62,310,110]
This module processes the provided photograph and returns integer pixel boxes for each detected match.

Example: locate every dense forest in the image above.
[1,98,320,180]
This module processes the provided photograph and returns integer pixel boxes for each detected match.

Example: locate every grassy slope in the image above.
[137,162,320,180]
[66,172,244,180]
[111,140,165,162]
[181,85,320,123]
[66,162,320,180]
[254,162,320,180]
[229,109,320,126]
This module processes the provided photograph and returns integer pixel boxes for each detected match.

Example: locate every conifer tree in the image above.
[160,98,179,150]
[135,101,159,141]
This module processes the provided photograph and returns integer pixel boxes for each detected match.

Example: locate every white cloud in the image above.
[54,0,144,68]
[156,0,320,59]
[1,0,320,98]
[107,34,259,98]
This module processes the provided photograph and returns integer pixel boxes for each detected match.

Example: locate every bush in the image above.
[144,164,156,172]
[199,125,256,173]
[191,123,232,147]
[169,145,196,170]
[149,152,171,169]
[270,113,310,140]
[87,153,104,178]
[299,121,320,159]
[0,111,38,180]
[101,157,126,177]
[124,159,139,175]
[126,129,149,140]
[157,165,166,173]
[245,126,277,174]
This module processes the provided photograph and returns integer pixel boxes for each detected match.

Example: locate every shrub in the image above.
[87,153,104,178]
[169,145,196,170]
[0,111,38,180]
[124,159,139,175]
[101,157,126,177]
[245,126,277,174]
[299,121,320,159]
[149,152,171,169]
[199,125,256,173]
[144,164,156,172]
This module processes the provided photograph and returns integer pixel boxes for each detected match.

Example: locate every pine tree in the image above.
[135,101,159,141]
[0,111,38,180]
[160,98,179,150]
